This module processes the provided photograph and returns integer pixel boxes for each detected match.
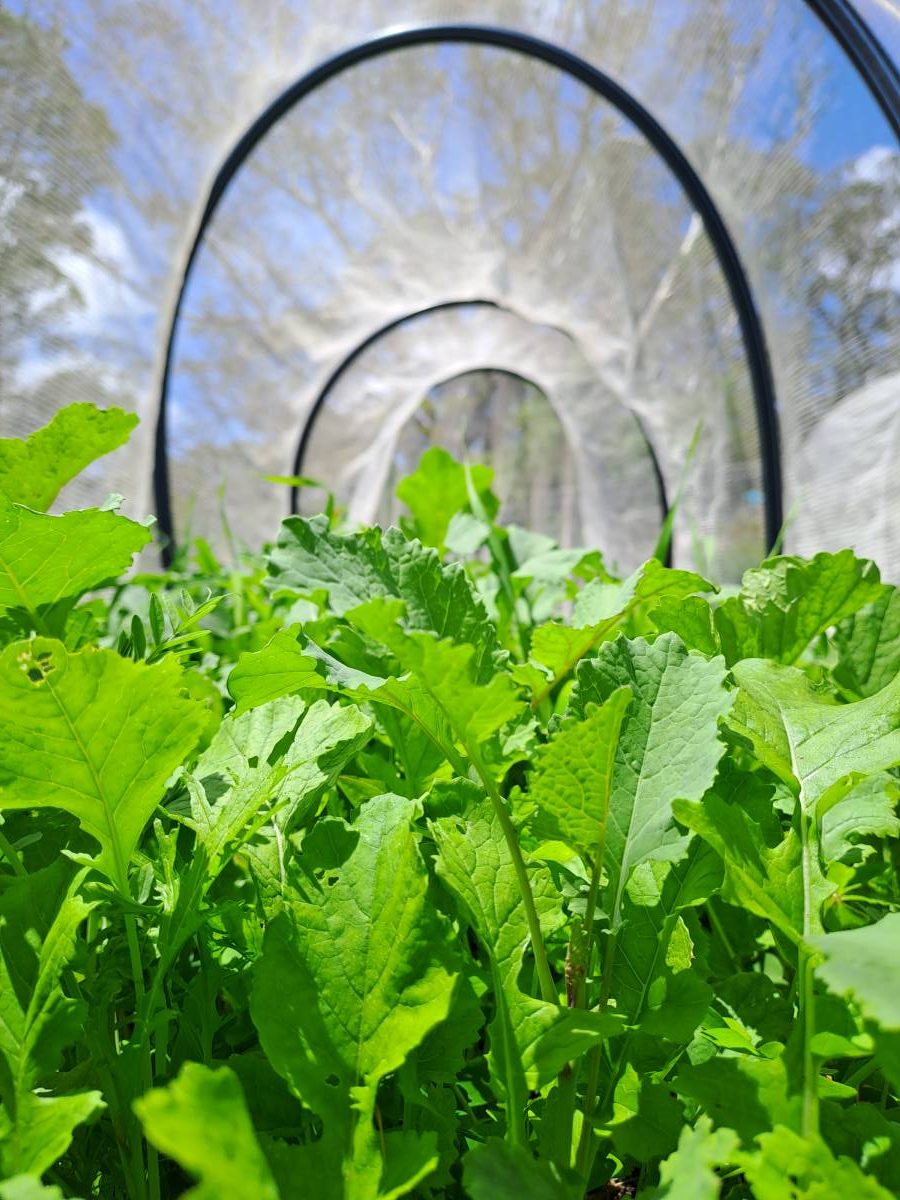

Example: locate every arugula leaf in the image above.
[528,688,631,862]
[135,1062,279,1199]
[0,639,206,890]
[644,1115,739,1200]
[431,797,620,1118]
[251,794,455,1199]
[228,630,328,714]
[394,447,497,550]
[0,497,150,626]
[740,1124,894,1198]
[729,659,900,815]
[571,634,732,929]
[464,1141,573,1200]
[522,561,713,701]
[0,403,137,511]
[268,521,499,677]
[0,863,103,1177]
[832,586,900,699]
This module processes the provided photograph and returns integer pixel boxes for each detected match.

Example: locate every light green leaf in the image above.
[610,1063,684,1162]
[267,521,499,679]
[812,914,900,1031]
[832,585,900,699]
[394,447,496,549]
[252,794,455,1200]
[0,863,103,1177]
[645,1115,739,1200]
[715,551,883,666]
[571,634,732,928]
[0,1178,80,1200]
[0,639,206,890]
[306,625,520,762]
[135,1062,279,1199]
[740,1124,894,1198]
[0,402,137,511]
[228,630,328,714]
[1,1091,104,1181]
[463,1141,572,1200]
[613,843,720,1039]
[820,773,900,863]
[674,1056,800,1146]
[0,496,150,621]
[729,659,900,813]
[431,797,620,1110]
[525,561,713,698]
[673,771,807,946]
[528,687,631,861]
[195,694,306,778]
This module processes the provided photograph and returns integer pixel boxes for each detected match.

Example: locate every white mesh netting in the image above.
[2,0,898,579]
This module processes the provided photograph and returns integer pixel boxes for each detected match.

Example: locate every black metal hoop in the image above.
[289,297,671,547]
[805,0,900,140]
[153,23,784,563]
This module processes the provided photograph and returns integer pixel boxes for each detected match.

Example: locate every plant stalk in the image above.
[125,913,161,1200]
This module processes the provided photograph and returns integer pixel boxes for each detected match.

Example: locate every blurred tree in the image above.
[0,7,116,417]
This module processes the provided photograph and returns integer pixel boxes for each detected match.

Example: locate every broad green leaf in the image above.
[645,1115,739,1200]
[812,914,900,1031]
[0,403,137,511]
[135,1062,278,1199]
[268,521,499,679]
[228,629,328,714]
[571,634,732,928]
[740,1124,894,1199]
[610,1063,684,1162]
[0,496,150,622]
[821,1102,900,1194]
[306,625,520,762]
[0,639,206,890]
[820,772,900,863]
[394,447,497,549]
[648,595,720,658]
[0,1179,80,1200]
[1,1092,104,1182]
[528,688,631,861]
[0,863,103,1177]
[673,769,808,946]
[463,1141,572,1200]
[612,843,719,1039]
[252,794,455,1199]
[674,1056,800,1146]
[715,551,883,666]
[729,659,900,812]
[195,694,306,779]
[832,585,900,699]
[524,561,713,699]
[431,796,621,1110]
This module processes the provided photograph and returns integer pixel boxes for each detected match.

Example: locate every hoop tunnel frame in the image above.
[289,298,671,542]
[153,22,793,562]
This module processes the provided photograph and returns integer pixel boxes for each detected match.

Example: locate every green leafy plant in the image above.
[0,412,898,1199]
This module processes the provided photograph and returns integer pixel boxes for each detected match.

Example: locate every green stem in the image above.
[125,914,160,1200]
[575,928,619,1179]
[798,804,819,1140]
[470,748,557,1006]
[0,826,26,876]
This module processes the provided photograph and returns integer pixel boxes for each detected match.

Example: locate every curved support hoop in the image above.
[289,297,671,547]
[153,23,783,562]
[805,0,900,141]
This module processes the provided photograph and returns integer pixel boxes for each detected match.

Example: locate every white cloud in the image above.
[29,206,152,336]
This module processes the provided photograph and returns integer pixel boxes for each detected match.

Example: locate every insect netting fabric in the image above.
[2,0,898,580]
